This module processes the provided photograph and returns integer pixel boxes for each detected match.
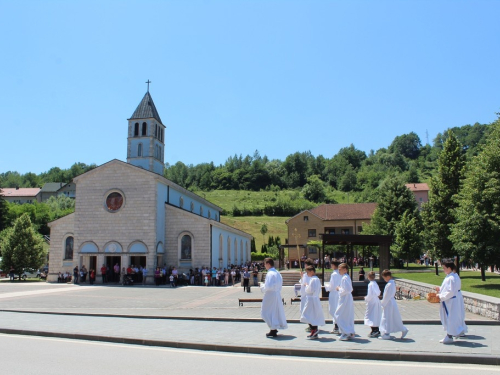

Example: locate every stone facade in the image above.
[165,204,211,270]
[47,160,252,283]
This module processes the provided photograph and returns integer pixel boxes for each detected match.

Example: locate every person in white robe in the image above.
[436,262,466,344]
[300,265,325,339]
[453,270,468,337]
[324,259,341,333]
[379,269,408,340]
[334,263,355,341]
[299,258,314,332]
[364,271,382,337]
[260,257,288,338]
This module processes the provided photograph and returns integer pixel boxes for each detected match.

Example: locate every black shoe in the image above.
[266,330,278,338]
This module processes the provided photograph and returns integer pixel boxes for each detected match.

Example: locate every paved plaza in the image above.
[0,282,499,365]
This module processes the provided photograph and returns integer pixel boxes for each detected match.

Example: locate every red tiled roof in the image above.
[1,188,40,197]
[309,203,377,221]
[405,183,429,192]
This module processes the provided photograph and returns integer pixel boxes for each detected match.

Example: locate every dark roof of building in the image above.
[309,203,377,221]
[41,183,66,192]
[405,183,429,192]
[129,92,162,124]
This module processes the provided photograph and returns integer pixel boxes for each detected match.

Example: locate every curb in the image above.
[0,309,499,325]
[0,327,498,366]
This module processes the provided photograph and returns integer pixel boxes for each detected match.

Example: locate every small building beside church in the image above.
[47,90,252,283]
[285,203,377,261]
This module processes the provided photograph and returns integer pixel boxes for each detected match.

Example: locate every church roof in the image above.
[129,92,162,124]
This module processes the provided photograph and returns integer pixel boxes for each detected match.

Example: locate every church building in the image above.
[47,89,252,283]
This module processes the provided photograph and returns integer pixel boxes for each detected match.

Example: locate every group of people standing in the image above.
[259,257,467,345]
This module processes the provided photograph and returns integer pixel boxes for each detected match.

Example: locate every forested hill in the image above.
[0,123,492,201]
[164,122,491,203]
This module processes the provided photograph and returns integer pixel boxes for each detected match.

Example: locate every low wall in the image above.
[396,278,500,321]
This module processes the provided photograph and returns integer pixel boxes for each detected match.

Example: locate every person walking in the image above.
[364,271,382,337]
[325,259,341,334]
[436,262,466,344]
[379,270,409,340]
[300,265,325,339]
[260,258,287,338]
[334,263,356,341]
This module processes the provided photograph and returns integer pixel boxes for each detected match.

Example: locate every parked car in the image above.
[17,268,43,280]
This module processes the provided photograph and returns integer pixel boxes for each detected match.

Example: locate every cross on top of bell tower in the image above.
[146,79,151,92]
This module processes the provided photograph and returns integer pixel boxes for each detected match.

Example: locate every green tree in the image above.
[301,175,326,202]
[422,130,465,260]
[395,210,423,268]
[366,175,418,238]
[260,223,268,245]
[250,238,257,253]
[339,165,358,192]
[389,132,422,159]
[450,118,500,281]
[0,213,46,279]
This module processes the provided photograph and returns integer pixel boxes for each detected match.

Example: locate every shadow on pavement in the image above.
[272,335,296,341]
[462,334,485,340]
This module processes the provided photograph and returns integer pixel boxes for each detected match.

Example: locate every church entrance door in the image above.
[130,256,146,268]
[106,256,121,283]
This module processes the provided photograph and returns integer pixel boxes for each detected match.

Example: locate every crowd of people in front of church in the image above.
[61,262,264,288]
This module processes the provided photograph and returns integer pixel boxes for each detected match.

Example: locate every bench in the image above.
[291,296,366,304]
[290,297,329,305]
[238,298,285,306]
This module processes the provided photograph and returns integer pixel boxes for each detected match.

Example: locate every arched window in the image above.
[227,237,231,263]
[208,210,211,219]
[142,122,147,136]
[134,123,139,136]
[155,145,158,159]
[235,238,238,264]
[64,236,74,260]
[155,124,158,138]
[200,206,203,216]
[138,143,142,157]
[179,196,184,208]
[180,235,192,260]
[190,202,194,212]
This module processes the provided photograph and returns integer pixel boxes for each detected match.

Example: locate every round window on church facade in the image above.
[106,192,124,212]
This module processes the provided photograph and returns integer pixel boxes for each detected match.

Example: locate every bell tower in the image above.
[127,81,166,175]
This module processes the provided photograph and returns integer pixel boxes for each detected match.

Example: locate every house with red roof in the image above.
[405,183,429,209]
[0,187,40,204]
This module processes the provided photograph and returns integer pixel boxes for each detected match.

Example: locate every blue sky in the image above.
[1,0,499,175]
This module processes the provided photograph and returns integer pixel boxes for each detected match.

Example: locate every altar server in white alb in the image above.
[436,262,466,344]
[364,271,382,337]
[324,259,341,334]
[453,268,468,338]
[379,270,408,340]
[260,258,288,338]
[334,263,356,341]
[299,258,314,332]
[300,265,325,339]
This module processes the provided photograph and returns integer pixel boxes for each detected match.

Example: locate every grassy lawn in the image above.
[220,215,288,251]
[393,271,500,298]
